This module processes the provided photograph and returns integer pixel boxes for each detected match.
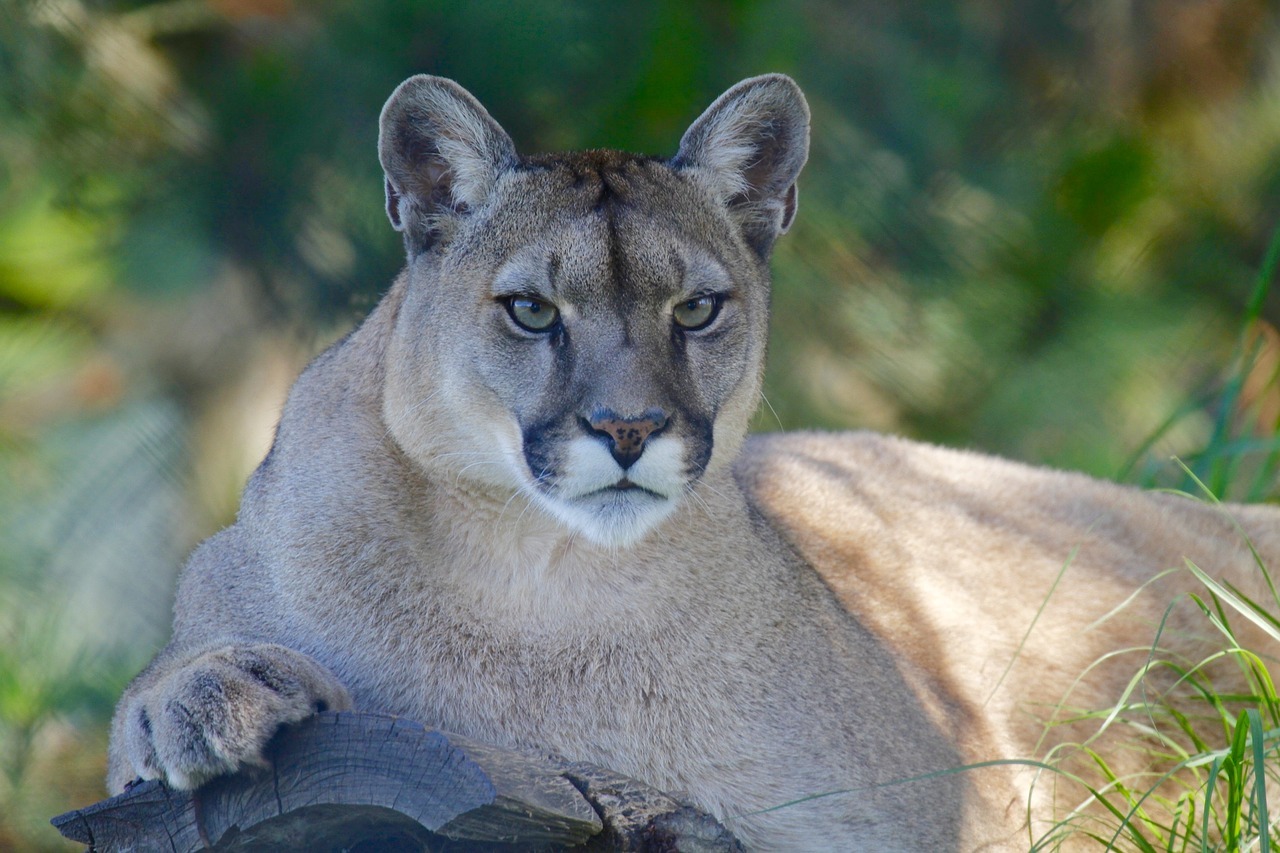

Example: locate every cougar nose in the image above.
[585,408,669,469]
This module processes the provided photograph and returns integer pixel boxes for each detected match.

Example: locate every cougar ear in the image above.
[673,74,810,257]
[378,75,517,254]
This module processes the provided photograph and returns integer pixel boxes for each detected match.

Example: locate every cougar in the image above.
[108,74,1279,850]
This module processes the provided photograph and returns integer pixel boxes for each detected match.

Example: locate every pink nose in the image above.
[586,410,669,468]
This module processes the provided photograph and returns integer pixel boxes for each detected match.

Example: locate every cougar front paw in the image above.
[110,644,352,793]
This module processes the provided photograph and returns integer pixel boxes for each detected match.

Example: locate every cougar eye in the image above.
[672,295,722,331]
[505,295,560,332]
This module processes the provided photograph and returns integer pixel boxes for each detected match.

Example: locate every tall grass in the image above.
[1121,223,1280,504]
[1030,548,1280,850]
[1034,226,1280,851]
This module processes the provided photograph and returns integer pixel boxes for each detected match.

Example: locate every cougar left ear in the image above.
[378,76,517,255]
[673,74,810,257]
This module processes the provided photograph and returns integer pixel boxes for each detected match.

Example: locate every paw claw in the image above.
[110,644,350,793]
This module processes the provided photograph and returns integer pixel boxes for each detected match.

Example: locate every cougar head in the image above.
[378,75,809,548]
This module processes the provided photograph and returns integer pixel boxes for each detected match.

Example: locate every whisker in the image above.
[514,492,538,526]
[685,491,715,521]
[758,391,784,430]
[645,500,684,551]
[683,484,713,515]
[689,478,731,505]
[513,469,553,526]
[497,486,531,524]
[382,389,444,440]
[453,458,507,486]
[432,450,518,461]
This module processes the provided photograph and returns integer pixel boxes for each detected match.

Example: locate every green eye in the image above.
[506,296,560,332]
[672,295,721,331]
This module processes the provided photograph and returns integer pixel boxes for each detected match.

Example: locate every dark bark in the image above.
[51,712,740,852]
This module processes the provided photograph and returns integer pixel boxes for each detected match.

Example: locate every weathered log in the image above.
[51,712,741,852]
[563,763,744,852]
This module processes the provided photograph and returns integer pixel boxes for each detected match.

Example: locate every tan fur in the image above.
[109,75,1280,851]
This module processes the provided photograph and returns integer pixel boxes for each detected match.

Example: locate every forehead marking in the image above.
[529,156,710,332]
[603,212,634,347]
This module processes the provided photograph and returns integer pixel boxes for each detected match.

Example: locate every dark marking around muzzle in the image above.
[585,407,669,469]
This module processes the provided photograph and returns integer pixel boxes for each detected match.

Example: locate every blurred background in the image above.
[3,0,1279,847]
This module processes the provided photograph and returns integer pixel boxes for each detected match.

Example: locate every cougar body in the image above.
[109,74,1279,850]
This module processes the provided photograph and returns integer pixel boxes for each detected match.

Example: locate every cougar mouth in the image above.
[536,477,680,548]
[608,477,665,494]
[577,479,668,502]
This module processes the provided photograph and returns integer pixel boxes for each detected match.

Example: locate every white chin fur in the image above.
[535,488,680,548]
[536,436,688,548]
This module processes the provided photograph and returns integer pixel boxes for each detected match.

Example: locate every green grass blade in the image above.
[1247,709,1271,853]
[1185,560,1280,646]
[1204,754,1225,851]
[984,543,1081,710]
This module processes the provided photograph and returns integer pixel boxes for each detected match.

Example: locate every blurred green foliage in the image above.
[2,0,1279,848]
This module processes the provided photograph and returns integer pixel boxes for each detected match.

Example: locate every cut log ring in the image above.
[50,712,743,852]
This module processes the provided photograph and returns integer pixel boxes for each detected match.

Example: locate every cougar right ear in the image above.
[673,74,810,258]
[378,76,517,254]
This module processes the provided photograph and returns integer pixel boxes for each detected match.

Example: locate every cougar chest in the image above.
[395,605,718,756]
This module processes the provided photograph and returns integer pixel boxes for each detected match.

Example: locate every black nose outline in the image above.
[583,408,670,469]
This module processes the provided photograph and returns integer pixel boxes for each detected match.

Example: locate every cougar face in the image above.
[389,157,768,546]
[378,77,806,547]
